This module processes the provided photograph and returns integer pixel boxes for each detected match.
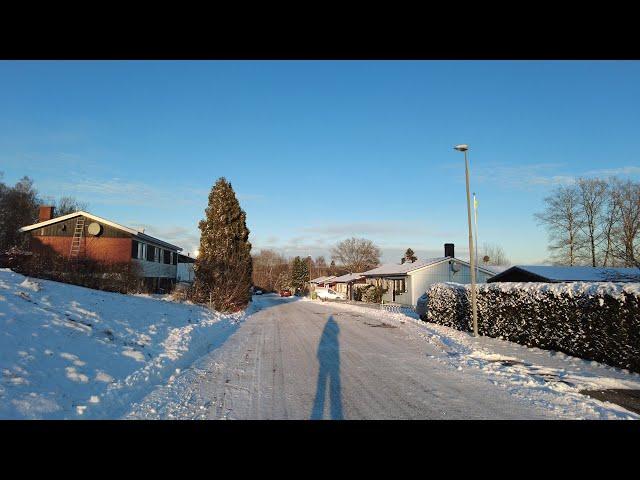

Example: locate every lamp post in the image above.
[307,255,312,299]
[473,192,479,284]
[454,144,479,337]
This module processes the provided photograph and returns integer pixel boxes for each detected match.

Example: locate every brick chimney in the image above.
[38,205,55,222]
[444,243,455,258]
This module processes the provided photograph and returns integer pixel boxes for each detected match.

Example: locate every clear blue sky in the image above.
[1,60,639,264]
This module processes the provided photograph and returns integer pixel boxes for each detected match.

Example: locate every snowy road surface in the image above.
[126,295,640,420]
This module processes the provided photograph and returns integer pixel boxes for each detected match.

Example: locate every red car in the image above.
[279,290,291,297]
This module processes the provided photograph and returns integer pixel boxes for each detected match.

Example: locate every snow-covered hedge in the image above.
[425,281,640,373]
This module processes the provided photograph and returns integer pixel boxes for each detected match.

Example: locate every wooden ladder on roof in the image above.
[69,217,86,260]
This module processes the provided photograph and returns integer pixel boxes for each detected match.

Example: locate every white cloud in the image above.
[474,162,640,189]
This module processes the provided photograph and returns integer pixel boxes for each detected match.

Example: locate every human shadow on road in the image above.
[311,316,343,420]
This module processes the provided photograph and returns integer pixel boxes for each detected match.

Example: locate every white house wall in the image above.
[409,260,493,305]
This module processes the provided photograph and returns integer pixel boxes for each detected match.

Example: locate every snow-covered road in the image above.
[126,295,640,420]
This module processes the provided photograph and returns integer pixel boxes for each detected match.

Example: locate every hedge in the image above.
[425,281,640,373]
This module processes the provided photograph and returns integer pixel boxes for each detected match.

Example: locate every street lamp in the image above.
[453,144,479,337]
[307,255,313,299]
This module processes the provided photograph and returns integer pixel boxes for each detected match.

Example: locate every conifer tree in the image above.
[402,248,417,264]
[193,177,252,311]
[290,256,309,294]
[329,260,337,276]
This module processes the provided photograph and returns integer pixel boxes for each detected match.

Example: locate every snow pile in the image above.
[425,281,640,373]
[0,269,248,419]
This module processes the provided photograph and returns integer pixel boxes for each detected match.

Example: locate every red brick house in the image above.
[19,206,182,292]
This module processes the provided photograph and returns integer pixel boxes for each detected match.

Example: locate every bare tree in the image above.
[601,181,621,267]
[252,249,289,292]
[478,242,510,266]
[575,178,607,267]
[331,237,380,272]
[313,256,328,279]
[610,179,640,267]
[55,196,89,216]
[535,185,584,265]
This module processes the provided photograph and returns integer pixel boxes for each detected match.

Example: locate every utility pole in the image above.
[454,144,479,337]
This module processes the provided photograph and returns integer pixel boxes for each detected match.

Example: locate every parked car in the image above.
[254,289,263,295]
[416,292,428,320]
[280,290,291,297]
[315,287,346,301]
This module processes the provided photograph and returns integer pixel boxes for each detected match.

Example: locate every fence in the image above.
[315,297,417,316]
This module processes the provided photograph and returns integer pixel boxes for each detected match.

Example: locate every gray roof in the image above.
[492,265,640,282]
[310,275,337,284]
[362,257,496,277]
[361,258,449,276]
[330,273,365,283]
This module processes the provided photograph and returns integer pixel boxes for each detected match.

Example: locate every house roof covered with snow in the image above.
[362,258,445,276]
[19,211,182,251]
[361,257,496,277]
[329,273,364,283]
[310,275,337,284]
[488,265,640,283]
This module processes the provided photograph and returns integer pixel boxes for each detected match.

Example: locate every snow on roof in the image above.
[495,265,640,282]
[310,275,337,284]
[330,273,364,283]
[483,265,511,274]
[19,211,182,251]
[362,257,497,277]
[362,258,448,276]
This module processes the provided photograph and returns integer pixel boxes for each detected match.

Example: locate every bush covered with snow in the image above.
[425,281,640,373]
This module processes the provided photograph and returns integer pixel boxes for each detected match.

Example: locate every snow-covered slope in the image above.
[0,269,247,419]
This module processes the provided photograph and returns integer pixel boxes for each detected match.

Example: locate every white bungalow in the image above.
[326,272,366,299]
[361,243,495,306]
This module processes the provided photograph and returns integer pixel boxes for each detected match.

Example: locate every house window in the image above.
[138,242,146,260]
[154,247,161,263]
[146,245,155,262]
[164,250,171,264]
[132,240,139,259]
[392,279,406,295]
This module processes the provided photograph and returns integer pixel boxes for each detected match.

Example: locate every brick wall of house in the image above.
[30,235,132,263]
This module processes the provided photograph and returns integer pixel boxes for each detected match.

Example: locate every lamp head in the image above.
[454,144,469,152]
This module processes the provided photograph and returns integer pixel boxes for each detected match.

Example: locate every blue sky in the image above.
[1,60,639,264]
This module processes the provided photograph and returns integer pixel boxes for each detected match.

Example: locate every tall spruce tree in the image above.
[193,177,252,311]
[290,256,309,294]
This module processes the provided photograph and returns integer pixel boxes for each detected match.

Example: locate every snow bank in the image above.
[425,281,640,373]
[0,269,248,419]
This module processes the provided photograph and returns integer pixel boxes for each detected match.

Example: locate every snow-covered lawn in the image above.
[315,299,640,419]
[0,269,249,419]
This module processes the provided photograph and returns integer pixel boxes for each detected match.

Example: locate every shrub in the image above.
[425,281,640,373]
[13,250,144,294]
[362,284,388,303]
